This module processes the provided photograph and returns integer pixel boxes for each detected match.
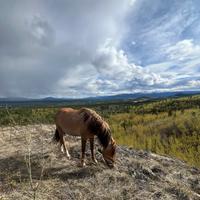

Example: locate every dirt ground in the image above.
[0,125,200,200]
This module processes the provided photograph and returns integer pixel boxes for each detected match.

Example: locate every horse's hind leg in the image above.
[61,136,71,159]
[57,127,70,159]
[89,138,97,164]
[81,137,87,167]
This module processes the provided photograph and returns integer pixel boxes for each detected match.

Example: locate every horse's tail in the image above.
[53,128,60,142]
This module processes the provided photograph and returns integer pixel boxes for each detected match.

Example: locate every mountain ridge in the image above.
[1,91,200,103]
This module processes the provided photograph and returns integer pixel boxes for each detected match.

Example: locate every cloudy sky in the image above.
[1,0,200,98]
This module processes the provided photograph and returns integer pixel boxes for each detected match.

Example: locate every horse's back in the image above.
[55,108,75,122]
[55,108,83,136]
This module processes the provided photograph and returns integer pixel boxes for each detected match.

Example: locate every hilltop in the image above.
[0,125,199,200]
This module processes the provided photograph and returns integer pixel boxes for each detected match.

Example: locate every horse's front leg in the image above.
[81,137,87,167]
[90,138,97,164]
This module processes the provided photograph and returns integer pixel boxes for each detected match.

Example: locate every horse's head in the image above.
[84,111,116,168]
[101,137,116,168]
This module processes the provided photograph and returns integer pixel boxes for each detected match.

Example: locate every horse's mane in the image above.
[79,108,111,148]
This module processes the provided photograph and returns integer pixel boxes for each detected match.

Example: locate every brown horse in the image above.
[53,107,116,167]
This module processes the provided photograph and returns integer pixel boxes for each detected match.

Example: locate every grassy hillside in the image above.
[108,109,200,167]
[0,95,200,168]
[1,125,199,200]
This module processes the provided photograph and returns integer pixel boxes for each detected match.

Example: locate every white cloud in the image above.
[1,0,200,98]
[165,39,200,61]
[188,80,200,88]
[56,38,172,97]
[92,40,166,92]
[0,0,135,98]
[56,35,200,97]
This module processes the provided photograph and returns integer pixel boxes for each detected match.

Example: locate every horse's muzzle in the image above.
[98,148,115,168]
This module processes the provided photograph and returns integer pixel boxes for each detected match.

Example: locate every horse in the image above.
[53,107,116,167]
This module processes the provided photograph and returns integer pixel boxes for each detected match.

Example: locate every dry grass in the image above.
[0,125,200,200]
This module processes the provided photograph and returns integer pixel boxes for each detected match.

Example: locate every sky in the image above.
[0,0,200,98]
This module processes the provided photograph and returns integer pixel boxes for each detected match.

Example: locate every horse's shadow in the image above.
[0,152,103,184]
[46,165,101,181]
[0,153,48,183]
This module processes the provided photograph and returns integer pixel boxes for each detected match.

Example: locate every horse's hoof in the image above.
[60,147,64,153]
[66,154,71,159]
[92,159,98,164]
[81,162,86,167]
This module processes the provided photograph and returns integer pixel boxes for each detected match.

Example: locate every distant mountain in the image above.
[0,97,31,102]
[84,91,200,101]
[0,91,200,104]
